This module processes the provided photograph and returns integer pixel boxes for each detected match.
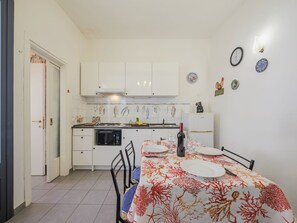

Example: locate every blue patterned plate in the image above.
[256,58,268,73]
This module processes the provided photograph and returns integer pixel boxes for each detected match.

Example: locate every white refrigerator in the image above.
[183,113,214,147]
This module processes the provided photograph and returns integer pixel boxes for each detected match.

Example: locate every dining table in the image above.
[126,140,296,223]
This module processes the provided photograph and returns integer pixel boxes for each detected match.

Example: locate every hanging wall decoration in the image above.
[215,77,225,96]
[255,58,269,73]
[187,72,198,83]
[230,47,244,66]
[231,79,240,90]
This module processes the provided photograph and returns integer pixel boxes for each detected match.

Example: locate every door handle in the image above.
[42,117,45,129]
[50,118,53,126]
[32,120,42,123]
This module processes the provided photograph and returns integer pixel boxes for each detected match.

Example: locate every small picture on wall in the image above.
[231,79,240,90]
[215,77,224,96]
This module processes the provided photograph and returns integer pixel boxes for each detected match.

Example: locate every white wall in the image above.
[85,39,211,112]
[14,0,87,208]
[209,0,297,213]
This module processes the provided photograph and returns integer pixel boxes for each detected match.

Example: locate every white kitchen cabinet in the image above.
[80,62,99,96]
[152,63,179,96]
[125,63,152,96]
[122,129,152,165]
[73,135,93,151]
[98,63,125,91]
[93,146,121,166]
[72,128,94,170]
[73,151,92,166]
[151,129,179,141]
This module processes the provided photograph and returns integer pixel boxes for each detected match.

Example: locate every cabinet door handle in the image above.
[152,93,155,95]
[81,129,84,131]
[136,130,138,132]
[81,152,83,154]
[153,129,155,131]
[81,136,83,139]
[123,137,125,139]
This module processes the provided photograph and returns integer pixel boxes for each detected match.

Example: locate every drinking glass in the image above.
[168,135,175,148]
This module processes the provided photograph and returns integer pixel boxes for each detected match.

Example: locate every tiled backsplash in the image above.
[72,96,191,125]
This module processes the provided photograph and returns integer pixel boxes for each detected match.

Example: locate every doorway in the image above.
[30,52,61,184]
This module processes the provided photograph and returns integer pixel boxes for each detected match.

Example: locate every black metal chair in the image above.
[110,150,129,223]
[221,146,255,170]
[124,141,141,187]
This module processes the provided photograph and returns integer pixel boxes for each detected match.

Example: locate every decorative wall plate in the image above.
[230,47,244,66]
[231,79,240,90]
[255,58,268,73]
[187,72,198,83]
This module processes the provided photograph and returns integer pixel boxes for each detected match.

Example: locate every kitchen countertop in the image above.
[72,123,179,129]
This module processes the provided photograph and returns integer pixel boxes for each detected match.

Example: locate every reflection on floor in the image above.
[7,170,122,223]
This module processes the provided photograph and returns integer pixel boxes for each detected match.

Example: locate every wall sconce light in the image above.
[253,36,265,53]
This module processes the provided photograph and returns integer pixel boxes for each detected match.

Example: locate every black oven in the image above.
[95,129,122,146]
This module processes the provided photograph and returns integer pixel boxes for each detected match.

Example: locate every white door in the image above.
[30,63,46,175]
[46,62,61,182]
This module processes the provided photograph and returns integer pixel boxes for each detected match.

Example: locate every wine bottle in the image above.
[177,145,185,157]
[177,123,185,147]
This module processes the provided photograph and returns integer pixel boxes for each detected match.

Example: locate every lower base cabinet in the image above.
[72,127,179,170]
[93,146,121,166]
[73,150,93,171]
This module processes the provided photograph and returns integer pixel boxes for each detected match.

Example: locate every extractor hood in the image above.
[96,87,125,95]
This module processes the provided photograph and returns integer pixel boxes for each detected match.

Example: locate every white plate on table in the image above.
[142,145,168,153]
[180,159,225,178]
[195,147,224,156]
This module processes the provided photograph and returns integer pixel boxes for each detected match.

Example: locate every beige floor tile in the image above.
[31,176,46,188]
[94,204,117,223]
[66,204,101,223]
[39,204,77,223]
[81,190,109,205]
[32,189,50,202]
[35,189,69,204]
[33,181,58,190]
[92,179,113,190]
[72,178,97,190]
[7,203,54,223]
[103,190,117,205]
[58,190,88,204]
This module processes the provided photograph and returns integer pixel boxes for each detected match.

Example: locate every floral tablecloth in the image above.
[127,140,296,223]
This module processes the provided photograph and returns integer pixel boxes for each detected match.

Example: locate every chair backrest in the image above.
[124,141,136,187]
[221,146,255,170]
[110,150,128,223]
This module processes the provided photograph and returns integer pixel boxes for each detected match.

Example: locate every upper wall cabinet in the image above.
[81,62,99,96]
[152,63,179,96]
[98,63,125,92]
[81,62,179,97]
[125,63,152,96]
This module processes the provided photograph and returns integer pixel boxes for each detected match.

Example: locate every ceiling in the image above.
[56,0,246,39]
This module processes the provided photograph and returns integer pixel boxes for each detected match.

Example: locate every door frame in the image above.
[0,0,14,221]
[23,38,67,206]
